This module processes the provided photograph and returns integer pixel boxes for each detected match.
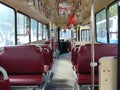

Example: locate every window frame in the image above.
[95,2,118,44]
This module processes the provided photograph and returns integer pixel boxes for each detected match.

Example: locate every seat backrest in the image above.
[0,45,44,75]
[71,45,80,65]
[43,48,51,65]
[77,44,117,74]
[41,45,53,64]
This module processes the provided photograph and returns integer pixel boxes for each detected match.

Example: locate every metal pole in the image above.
[91,0,95,90]
[117,4,120,90]
[77,25,80,42]
[49,21,52,48]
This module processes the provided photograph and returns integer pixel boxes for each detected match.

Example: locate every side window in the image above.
[95,3,118,44]
[31,18,37,42]
[43,24,46,40]
[81,29,90,41]
[96,9,107,43]
[108,3,118,44]
[17,13,30,45]
[0,3,15,47]
[38,22,43,40]
[60,29,71,41]
[43,24,49,40]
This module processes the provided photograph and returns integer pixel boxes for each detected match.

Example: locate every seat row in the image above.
[0,44,54,90]
[71,43,117,86]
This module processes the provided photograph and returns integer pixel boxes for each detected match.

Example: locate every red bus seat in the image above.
[71,45,80,70]
[0,45,44,86]
[77,44,117,85]
[41,45,54,69]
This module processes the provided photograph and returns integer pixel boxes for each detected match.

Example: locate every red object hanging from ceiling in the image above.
[69,15,78,25]
[69,15,74,22]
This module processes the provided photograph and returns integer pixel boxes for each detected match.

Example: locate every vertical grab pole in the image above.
[118,4,120,90]
[91,0,95,90]
[49,21,51,48]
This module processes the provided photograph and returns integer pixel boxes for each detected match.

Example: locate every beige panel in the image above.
[75,41,90,45]
[80,24,90,30]
[99,56,117,90]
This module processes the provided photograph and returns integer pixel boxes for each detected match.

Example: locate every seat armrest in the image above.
[0,66,9,80]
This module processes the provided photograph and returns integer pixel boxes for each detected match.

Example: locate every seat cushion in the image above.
[9,75,43,86]
[77,74,98,85]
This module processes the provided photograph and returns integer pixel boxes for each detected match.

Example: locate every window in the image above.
[43,24,46,39]
[108,4,118,44]
[43,24,48,40]
[31,18,37,42]
[81,29,90,41]
[38,22,43,40]
[95,3,118,44]
[0,3,15,47]
[45,25,48,40]
[96,9,107,43]
[60,29,71,41]
[73,30,76,39]
[17,13,30,44]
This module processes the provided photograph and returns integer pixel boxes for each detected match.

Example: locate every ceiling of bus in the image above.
[42,0,114,25]
[0,0,115,28]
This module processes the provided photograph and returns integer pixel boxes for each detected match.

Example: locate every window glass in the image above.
[31,18,37,42]
[43,24,47,40]
[109,33,118,44]
[96,9,107,43]
[73,30,76,39]
[60,29,71,41]
[38,22,43,40]
[81,30,87,41]
[17,13,30,44]
[0,3,15,47]
[108,4,118,43]
[81,29,90,41]
[45,26,48,40]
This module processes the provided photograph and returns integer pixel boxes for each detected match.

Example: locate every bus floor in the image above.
[48,52,78,90]
[46,52,99,90]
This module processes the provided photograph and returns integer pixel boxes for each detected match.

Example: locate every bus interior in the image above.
[0,0,119,90]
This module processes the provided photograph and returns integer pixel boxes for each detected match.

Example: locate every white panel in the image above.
[99,56,117,90]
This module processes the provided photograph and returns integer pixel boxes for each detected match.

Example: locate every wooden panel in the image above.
[99,56,117,90]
